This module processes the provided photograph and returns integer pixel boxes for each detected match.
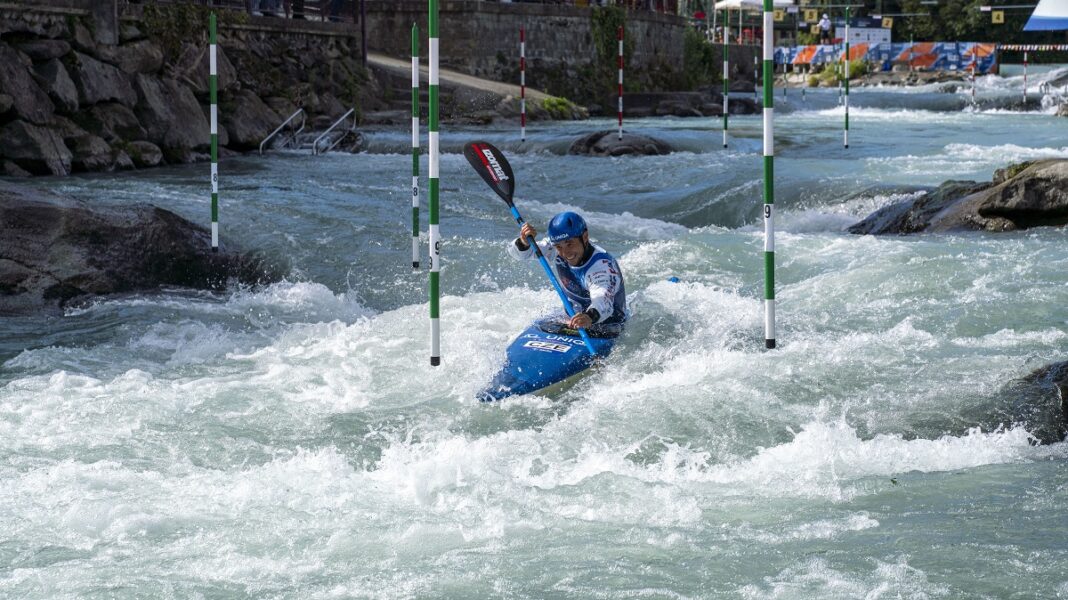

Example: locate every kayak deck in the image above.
[478,322,618,402]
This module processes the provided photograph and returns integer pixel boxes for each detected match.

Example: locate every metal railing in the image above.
[126,0,360,23]
[259,108,305,154]
[311,107,356,154]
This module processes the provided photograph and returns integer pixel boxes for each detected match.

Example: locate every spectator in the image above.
[819,13,832,45]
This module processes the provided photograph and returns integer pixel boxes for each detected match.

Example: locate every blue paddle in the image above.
[463,141,597,357]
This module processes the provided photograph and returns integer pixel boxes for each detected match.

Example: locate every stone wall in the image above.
[0,2,381,176]
[363,0,758,108]
[0,1,757,176]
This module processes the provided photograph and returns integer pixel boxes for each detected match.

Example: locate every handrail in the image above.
[259,108,305,155]
[311,108,356,155]
[282,115,307,149]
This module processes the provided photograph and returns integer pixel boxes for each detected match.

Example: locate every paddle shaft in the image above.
[508,206,597,357]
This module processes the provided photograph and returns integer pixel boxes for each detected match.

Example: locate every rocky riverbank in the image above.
[0,5,385,177]
[0,4,594,179]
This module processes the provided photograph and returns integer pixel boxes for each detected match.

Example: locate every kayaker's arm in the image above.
[583,259,620,324]
[508,223,553,261]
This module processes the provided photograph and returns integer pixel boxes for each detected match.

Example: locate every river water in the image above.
[2,68,1068,598]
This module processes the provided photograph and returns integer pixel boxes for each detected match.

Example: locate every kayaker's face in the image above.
[553,232,588,266]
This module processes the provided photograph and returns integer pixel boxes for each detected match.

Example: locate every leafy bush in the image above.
[683,27,717,88]
[542,96,577,120]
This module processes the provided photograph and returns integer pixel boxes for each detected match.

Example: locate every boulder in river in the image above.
[568,130,672,157]
[0,182,286,315]
[984,361,1068,444]
[849,159,1068,234]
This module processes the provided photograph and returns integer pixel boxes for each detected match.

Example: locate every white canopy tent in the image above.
[713,0,794,10]
[712,0,795,45]
[1024,0,1068,30]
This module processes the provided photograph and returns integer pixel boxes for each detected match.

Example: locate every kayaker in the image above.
[509,211,627,336]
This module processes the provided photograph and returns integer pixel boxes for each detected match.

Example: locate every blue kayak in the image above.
[478,322,619,402]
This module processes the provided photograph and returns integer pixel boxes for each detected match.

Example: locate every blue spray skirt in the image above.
[478,324,618,402]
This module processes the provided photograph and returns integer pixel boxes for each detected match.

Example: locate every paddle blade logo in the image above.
[463,141,515,203]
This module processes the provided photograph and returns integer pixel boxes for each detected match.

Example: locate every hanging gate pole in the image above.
[722,9,729,148]
[411,24,420,270]
[520,26,527,142]
[209,13,219,252]
[844,6,850,149]
[762,0,776,349]
[618,25,624,140]
[429,0,441,366]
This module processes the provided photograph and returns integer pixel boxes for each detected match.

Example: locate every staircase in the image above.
[260,108,365,155]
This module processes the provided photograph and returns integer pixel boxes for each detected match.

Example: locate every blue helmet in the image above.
[547,212,588,244]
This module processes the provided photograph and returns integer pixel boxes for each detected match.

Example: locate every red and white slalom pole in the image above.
[520,26,526,142]
[617,25,624,140]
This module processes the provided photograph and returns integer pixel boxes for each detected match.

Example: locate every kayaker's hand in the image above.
[519,223,537,243]
[568,312,593,330]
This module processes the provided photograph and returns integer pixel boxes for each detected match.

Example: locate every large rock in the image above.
[2,161,31,178]
[986,361,1068,444]
[133,74,209,158]
[98,40,164,75]
[568,130,673,157]
[0,15,66,39]
[68,134,114,172]
[0,182,286,315]
[849,160,1068,234]
[847,181,989,235]
[221,90,281,151]
[70,22,98,55]
[170,41,239,93]
[67,51,138,107]
[34,58,80,114]
[0,120,72,176]
[46,115,91,145]
[127,141,163,168]
[622,92,722,118]
[0,43,55,125]
[1057,103,1068,117]
[17,40,72,62]
[76,102,147,143]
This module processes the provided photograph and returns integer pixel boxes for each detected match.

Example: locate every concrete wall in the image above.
[362,0,734,106]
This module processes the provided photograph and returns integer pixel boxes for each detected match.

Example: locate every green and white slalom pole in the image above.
[762,0,776,349]
[428,0,441,366]
[722,9,729,148]
[411,24,420,269]
[520,26,526,142]
[617,25,624,141]
[209,12,219,252]
[843,6,850,149]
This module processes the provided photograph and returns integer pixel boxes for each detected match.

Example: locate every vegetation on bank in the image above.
[683,27,718,90]
[541,96,579,120]
[807,59,869,86]
[141,3,247,61]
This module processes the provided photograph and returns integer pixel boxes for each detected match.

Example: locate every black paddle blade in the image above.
[463,141,515,205]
